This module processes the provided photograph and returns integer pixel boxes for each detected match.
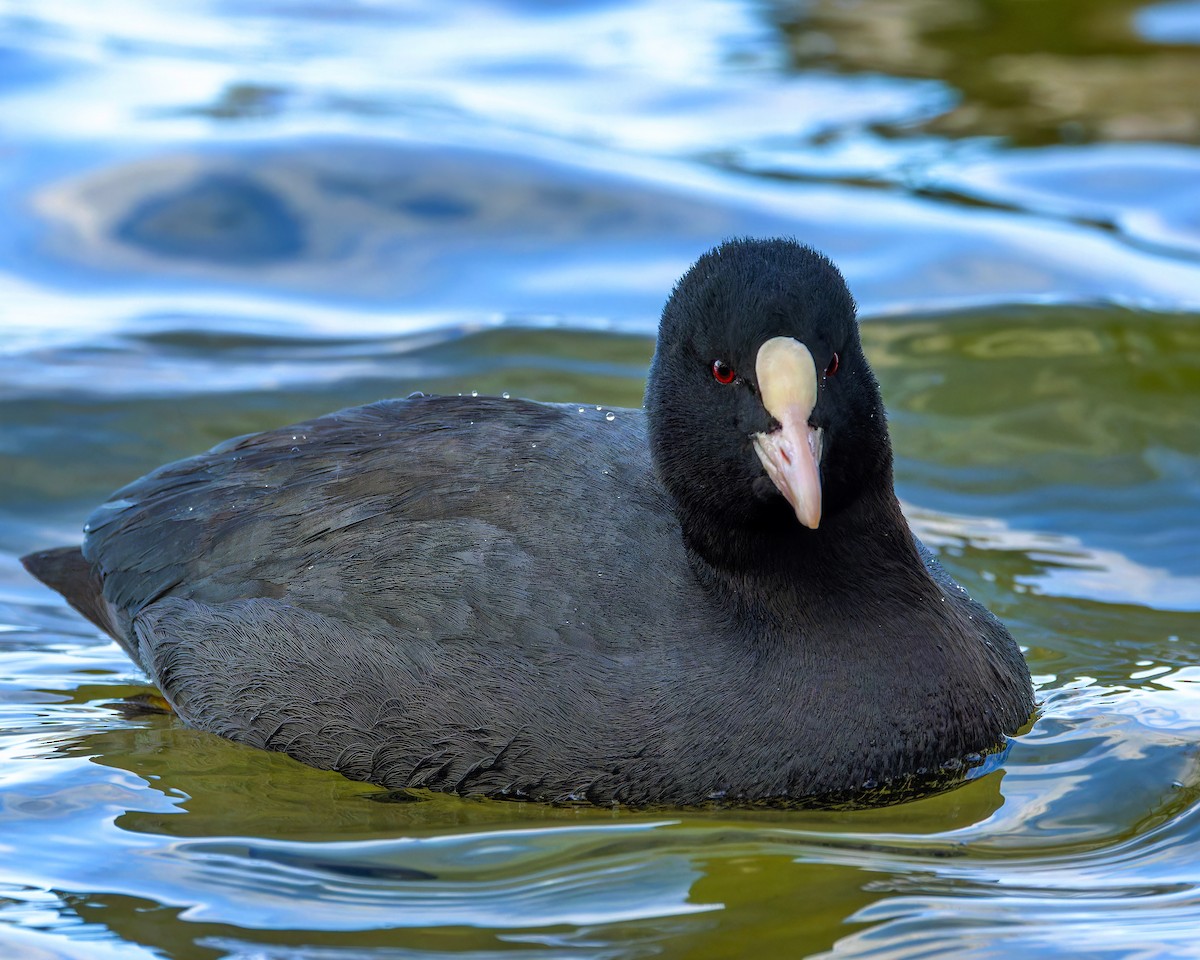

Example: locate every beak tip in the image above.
[794,503,822,530]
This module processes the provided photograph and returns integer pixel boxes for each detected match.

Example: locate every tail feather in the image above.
[21,546,119,640]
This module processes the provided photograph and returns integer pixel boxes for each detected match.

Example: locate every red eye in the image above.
[825,352,839,378]
[712,360,736,384]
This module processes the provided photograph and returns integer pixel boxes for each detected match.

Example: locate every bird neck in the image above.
[682,479,942,627]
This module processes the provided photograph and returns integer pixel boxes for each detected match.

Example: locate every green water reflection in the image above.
[774,0,1200,144]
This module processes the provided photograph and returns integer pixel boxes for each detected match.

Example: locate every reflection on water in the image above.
[8,671,1200,957]
[2,0,1200,957]
[870,308,1200,582]
[911,505,1200,613]
[926,143,1200,256]
[23,138,1200,326]
[117,174,306,264]
[774,0,1200,144]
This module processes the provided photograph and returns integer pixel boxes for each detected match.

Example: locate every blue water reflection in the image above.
[117,173,306,263]
[1137,0,1200,43]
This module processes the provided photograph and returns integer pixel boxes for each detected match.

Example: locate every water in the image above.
[1,1,1198,957]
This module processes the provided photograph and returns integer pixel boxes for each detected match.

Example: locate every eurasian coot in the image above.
[23,238,1034,807]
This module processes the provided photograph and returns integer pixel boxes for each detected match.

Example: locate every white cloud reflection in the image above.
[907,504,1200,613]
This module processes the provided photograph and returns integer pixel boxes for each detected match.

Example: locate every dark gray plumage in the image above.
[23,238,1034,807]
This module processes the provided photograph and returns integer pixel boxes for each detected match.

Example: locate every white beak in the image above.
[752,337,823,529]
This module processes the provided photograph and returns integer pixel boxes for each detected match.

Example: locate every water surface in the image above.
[2,1,1199,957]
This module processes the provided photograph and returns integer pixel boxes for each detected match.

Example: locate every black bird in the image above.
[23,238,1034,807]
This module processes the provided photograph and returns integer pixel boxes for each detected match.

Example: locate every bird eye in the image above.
[825,352,840,378]
[712,360,736,384]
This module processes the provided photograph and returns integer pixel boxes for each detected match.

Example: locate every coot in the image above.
[23,238,1034,807]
